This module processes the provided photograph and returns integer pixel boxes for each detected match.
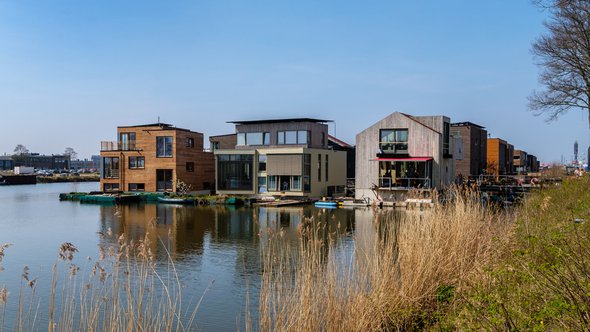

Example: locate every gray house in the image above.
[355,112,455,202]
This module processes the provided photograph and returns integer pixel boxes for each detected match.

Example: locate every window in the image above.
[258,176,267,193]
[321,132,326,147]
[292,176,301,190]
[379,129,408,154]
[318,154,322,182]
[217,154,254,190]
[156,169,173,192]
[325,154,329,182]
[119,132,136,150]
[186,137,194,148]
[303,154,311,192]
[278,130,309,145]
[103,183,119,192]
[258,154,267,171]
[443,122,450,156]
[268,175,277,191]
[156,136,173,157]
[186,162,194,172]
[237,132,270,146]
[237,133,246,146]
[103,157,119,179]
[128,156,145,169]
[128,183,145,192]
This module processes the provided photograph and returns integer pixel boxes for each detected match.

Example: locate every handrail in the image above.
[378,177,431,189]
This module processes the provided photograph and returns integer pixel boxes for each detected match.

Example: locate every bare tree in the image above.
[529,0,590,127]
[13,144,29,156]
[64,147,77,160]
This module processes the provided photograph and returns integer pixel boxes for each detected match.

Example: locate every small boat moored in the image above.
[157,196,196,204]
[314,201,339,208]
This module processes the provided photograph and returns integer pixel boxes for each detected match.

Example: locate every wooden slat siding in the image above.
[99,125,215,192]
[452,125,488,177]
[355,112,450,201]
[209,134,237,150]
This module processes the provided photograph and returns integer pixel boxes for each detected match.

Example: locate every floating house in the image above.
[450,122,487,178]
[355,112,455,202]
[513,149,528,175]
[213,118,347,198]
[99,123,215,193]
[487,138,514,176]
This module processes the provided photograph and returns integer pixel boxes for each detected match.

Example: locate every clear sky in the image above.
[0,0,586,163]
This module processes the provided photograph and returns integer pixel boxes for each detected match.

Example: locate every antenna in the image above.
[158,116,160,125]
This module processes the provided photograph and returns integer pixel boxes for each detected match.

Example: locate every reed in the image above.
[259,187,512,331]
[0,231,201,332]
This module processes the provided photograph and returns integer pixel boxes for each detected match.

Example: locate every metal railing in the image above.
[100,141,137,151]
[103,168,119,179]
[378,177,431,189]
[378,142,408,154]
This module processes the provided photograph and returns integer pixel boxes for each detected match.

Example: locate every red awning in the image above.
[372,157,433,162]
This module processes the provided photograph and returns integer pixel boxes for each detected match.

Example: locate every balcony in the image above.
[103,168,119,179]
[379,142,408,154]
[101,141,138,151]
[378,177,431,189]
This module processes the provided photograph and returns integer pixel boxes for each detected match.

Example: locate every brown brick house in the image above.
[100,123,215,193]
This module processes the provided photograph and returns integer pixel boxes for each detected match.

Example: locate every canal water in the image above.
[0,182,375,331]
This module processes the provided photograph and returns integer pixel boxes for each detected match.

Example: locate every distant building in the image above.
[214,118,347,198]
[487,138,513,176]
[355,112,455,202]
[100,123,215,192]
[527,154,540,172]
[0,156,14,171]
[17,154,70,170]
[450,122,487,177]
[328,135,355,179]
[70,159,98,170]
[513,149,528,175]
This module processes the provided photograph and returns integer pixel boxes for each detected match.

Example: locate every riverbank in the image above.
[37,174,99,183]
[440,176,590,330]
[258,178,590,330]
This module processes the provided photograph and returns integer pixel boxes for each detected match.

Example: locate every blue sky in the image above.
[0,0,586,163]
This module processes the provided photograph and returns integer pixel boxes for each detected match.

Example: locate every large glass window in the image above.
[217,154,254,190]
[317,154,322,182]
[303,154,311,192]
[156,136,173,157]
[378,160,432,188]
[379,129,408,154]
[156,169,173,192]
[325,154,329,182]
[278,130,309,145]
[103,157,119,178]
[237,132,270,146]
[119,132,136,150]
[128,156,145,169]
[268,175,277,191]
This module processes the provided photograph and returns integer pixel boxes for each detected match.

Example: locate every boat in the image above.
[314,201,339,208]
[157,196,195,204]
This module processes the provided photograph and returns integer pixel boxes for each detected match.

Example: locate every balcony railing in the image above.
[379,142,408,154]
[100,141,138,151]
[378,177,431,189]
[103,168,120,179]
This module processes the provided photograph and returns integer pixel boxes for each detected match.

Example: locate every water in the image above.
[0,183,371,331]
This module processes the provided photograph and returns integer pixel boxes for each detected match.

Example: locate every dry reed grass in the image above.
[259,187,513,331]
[0,231,201,332]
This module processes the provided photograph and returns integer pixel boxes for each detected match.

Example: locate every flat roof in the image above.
[451,121,485,129]
[209,133,237,139]
[227,118,333,125]
[117,123,199,133]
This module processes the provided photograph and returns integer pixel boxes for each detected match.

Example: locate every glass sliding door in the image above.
[156,169,173,192]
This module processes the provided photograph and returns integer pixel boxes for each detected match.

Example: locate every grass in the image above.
[444,176,590,330]
[0,231,201,332]
[258,187,513,331]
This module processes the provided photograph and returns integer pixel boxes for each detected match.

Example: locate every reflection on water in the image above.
[0,183,381,331]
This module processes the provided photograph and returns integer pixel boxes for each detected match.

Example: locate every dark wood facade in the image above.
[100,123,215,193]
[451,122,487,177]
[209,133,237,151]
